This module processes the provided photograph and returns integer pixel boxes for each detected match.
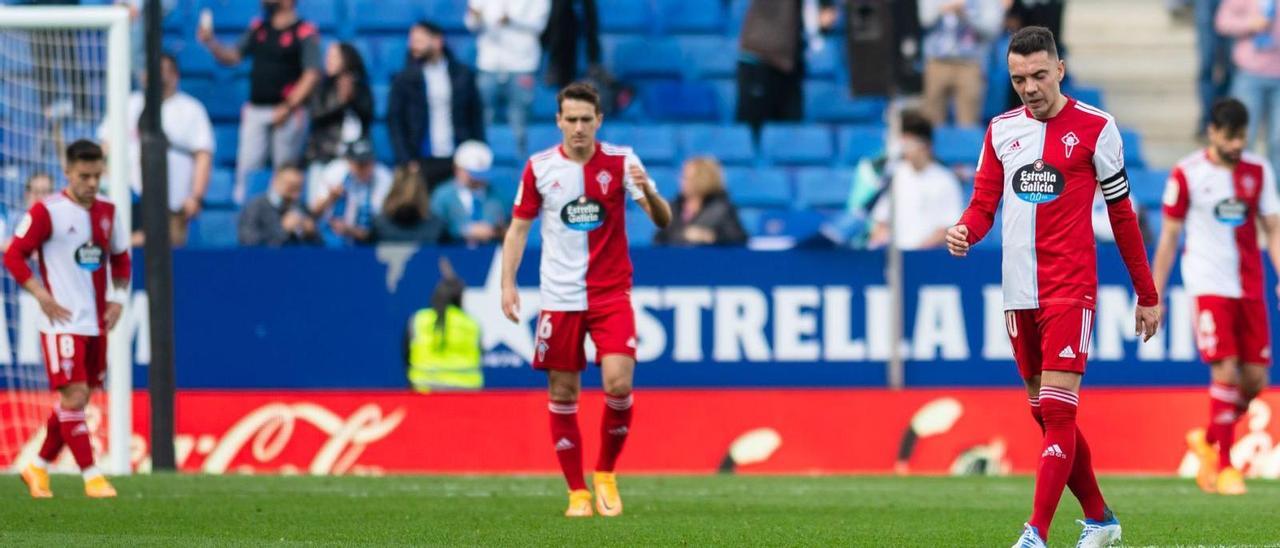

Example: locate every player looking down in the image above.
[946,27,1159,548]
[500,82,671,517]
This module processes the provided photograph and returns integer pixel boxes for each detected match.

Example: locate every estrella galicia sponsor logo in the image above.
[561,196,606,231]
[1213,198,1247,227]
[1013,159,1065,204]
[74,242,104,271]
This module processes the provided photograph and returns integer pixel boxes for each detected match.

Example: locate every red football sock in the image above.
[1030,397,1105,522]
[548,400,587,491]
[1207,382,1242,471]
[57,406,97,473]
[1029,387,1079,541]
[37,407,64,465]
[1028,397,1044,432]
[596,393,633,472]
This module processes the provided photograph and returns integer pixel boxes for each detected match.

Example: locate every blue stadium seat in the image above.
[626,211,657,247]
[169,38,219,78]
[761,125,834,166]
[188,210,240,248]
[247,169,273,199]
[425,0,470,33]
[611,39,684,79]
[680,36,738,80]
[372,83,390,121]
[805,82,887,124]
[376,38,410,80]
[530,85,560,122]
[679,124,756,167]
[838,125,886,165]
[598,0,654,33]
[1128,168,1169,208]
[370,124,395,165]
[488,125,520,166]
[205,169,236,208]
[200,0,258,33]
[527,124,562,153]
[795,168,854,210]
[1066,85,1106,110]
[1143,207,1163,236]
[728,0,751,37]
[601,125,678,166]
[486,166,520,208]
[724,167,792,208]
[214,125,239,167]
[737,207,764,236]
[641,81,719,122]
[1119,127,1147,170]
[190,76,248,123]
[163,3,190,34]
[933,126,985,166]
[351,0,423,33]
[658,0,724,34]
[753,209,826,239]
[298,0,340,32]
[645,166,680,198]
[450,35,477,67]
[711,79,737,123]
[805,40,843,81]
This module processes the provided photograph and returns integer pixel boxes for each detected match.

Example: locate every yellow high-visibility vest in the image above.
[408,306,483,392]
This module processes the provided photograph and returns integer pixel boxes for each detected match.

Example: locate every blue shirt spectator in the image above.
[430,141,507,244]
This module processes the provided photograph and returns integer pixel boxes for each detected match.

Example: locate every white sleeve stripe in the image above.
[1103,184,1129,199]
[1101,179,1128,193]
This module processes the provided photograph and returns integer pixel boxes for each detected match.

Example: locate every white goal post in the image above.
[0,5,132,475]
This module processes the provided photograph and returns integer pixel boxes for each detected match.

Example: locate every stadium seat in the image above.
[450,35,478,67]
[805,81,887,124]
[205,169,236,208]
[191,76,248,123]
[753,209,826,239]
[527,124,562,153]
[1119,127,1147,170]
[247,169,273,199]
[933,126,985,166]
[680,36,738,80]
[214,125,239,167]
[838,125,886,165]
[679,124,756,167]
[600,125,678,166]
[804,40,843,81]
[351,0,423,33]
[530,85,560,122]
[737,207,763,236]
[163,3,190,34]
[626,210,658,246]
[188,210,240,248]
[641,81,719,122]
[1142,207,1162,236]
[200,0,258,33]
[1067,86,1106,110]
[170,38,219,78]
[425,0,470,33]
[728,0,751,37]
[795,168,854,210]
[1128,168,1169,208]
[724,167,792,208]
[598,0,654,33]
[645,166,680,198]
[297,0,340,33]
[488,125,520,167]
[611,39,684,79]
[711,79,737,123]
[761,125,834,166]
[658,0,724,34]
[371,83,390,121]
[370,124,395,165]
[486,166,520,208]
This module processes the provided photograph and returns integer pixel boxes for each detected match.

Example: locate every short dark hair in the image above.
[413,20,444,36]
[1209,97,1249,133]
[900,109,933,142]
[65,139,104,165]
[557,81,601,114]
[160,51,178,72]
[1008,26,1059,59]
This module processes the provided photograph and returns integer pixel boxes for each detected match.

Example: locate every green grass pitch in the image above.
[1,474,1277,546]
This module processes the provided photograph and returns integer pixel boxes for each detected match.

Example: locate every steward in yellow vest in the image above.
[405,273,483,392]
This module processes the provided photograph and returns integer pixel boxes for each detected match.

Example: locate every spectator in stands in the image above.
[868,110,963,250]
[373,167,447,244]
[1190,0,1236,137]
[198,0,322,204]
[405,258,483,393]
[654,157,748,246]
[305,42,374,189]
[736,0,839,136]
[100,53,213,248]
[918,0,1005,126]
[1217,0,1280,170]
[309,139,392,246]
[0,174,55,252]
[387,21,486,192]
[466,0,550,159]
[238,164,320,246]
[541,0,602,89]
[431,141,508,246]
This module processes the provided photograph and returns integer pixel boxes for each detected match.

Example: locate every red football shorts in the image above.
[532,297,637,372]
[1006,306,1094,380]
[40,333,107,390]
[1193,295,1271,366]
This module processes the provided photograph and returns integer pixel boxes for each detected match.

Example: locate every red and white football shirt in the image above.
[959,97,1158,310]
[1163,150,1278,299]
[3,191,131,336]
[512,142,647,311]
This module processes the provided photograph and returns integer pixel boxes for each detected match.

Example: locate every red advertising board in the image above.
[4,389,1280,477]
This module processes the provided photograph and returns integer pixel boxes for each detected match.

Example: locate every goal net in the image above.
[0,5,132,475]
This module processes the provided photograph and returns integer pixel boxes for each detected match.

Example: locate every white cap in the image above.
[453,140,493,179]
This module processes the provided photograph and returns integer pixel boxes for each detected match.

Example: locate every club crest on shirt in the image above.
[1013,159,1065,204]
[99,217,111,238]
[596,171,612,194]
[1242,175,1258,195]
[1061,132,1080,158]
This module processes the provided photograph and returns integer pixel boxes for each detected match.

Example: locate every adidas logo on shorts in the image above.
[1058,346,1076,359]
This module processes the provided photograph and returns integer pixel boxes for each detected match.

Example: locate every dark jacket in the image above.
[306,74,374,164]
[654,193,748,246]
[739,0,831,73]
[237,194,321,246]
[386,56,485,165]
